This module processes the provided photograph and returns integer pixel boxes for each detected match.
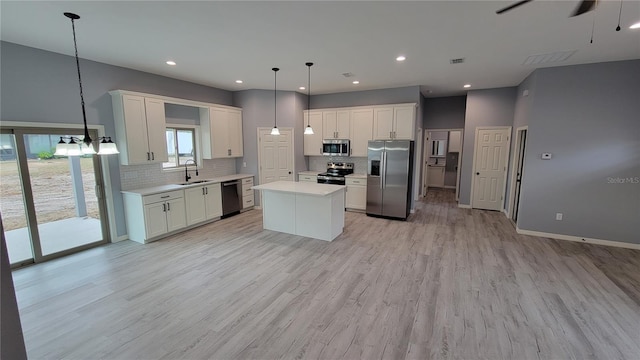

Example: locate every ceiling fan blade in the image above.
[570,0,597,17]
[496,0,535,14]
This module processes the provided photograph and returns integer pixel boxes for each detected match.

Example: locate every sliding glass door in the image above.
[0,127,109,267]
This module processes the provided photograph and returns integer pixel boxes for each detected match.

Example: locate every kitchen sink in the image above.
[178,180,212,185]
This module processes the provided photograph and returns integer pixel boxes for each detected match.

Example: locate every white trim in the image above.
[108,90,240,111]
[507,126,528,221]
[516,228,640,250]
[114,235,129,242]
[470,126,511,211]
[458,204,472,209]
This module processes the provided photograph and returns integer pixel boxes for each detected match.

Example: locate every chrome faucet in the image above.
[184,159,198,182]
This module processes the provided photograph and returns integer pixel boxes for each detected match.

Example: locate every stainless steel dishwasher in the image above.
[221,180,242,217]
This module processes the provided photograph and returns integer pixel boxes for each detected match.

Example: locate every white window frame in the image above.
[162,124,202,172]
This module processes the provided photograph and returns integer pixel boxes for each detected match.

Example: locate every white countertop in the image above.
[252,181,345,196]
[346,173,367,179]
[122,173,254,196]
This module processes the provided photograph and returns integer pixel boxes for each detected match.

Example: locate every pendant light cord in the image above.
[69,16,91,145]
[616,0,623,31]
[272,68,279,129]
[590,0,597,43]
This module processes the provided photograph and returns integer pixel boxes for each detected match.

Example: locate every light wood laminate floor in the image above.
[12,189,640,359]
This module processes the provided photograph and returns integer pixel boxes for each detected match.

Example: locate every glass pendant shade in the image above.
[304,125,314,135]
[54,137,69,156]
[270,127,281,136]
[97,138,120,155]
[81,142,96,155]
[65,138,82,156]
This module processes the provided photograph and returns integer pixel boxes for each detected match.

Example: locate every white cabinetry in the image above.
[350,108,374,157]
[448,130,462,153]
[185,183,222,226]
[323,110,350,139]
[346,177,367,211]
[299,174,317,182]
[123,190,186,243]
[427,166,445,187]
[373,105,415,140]
[242,177,255,209]
[303,111,324,156]
[200,106,244,159]
[110,92,169,165]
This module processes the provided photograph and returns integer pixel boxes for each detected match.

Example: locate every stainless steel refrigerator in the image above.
[366,140,414,220]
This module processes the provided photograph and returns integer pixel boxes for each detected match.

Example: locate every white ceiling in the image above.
[1,1,639,97]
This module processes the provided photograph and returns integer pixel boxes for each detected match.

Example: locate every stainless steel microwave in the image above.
[322,139,350,156]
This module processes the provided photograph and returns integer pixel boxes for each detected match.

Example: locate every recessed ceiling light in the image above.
[299,86,306,90]
[396,55,406,62]
[352,80,360,85]
[166,60,176,66]
[235,80,243,84]
[630,22,640,29]
[463,84,471,88]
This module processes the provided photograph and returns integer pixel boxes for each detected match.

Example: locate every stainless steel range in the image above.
[317,162,354,185]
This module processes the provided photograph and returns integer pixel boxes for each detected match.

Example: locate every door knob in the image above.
[288,171,292,174]
[476,172,480,175]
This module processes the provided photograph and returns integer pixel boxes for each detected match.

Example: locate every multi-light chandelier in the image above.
[54,12,119,156]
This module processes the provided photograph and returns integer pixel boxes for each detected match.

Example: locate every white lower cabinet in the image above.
[346,177,367,210]
[427,166,445,187]
[123,190,187,243]
[185,183,222,226]
[298,174,317,183]
[242,177,255,209]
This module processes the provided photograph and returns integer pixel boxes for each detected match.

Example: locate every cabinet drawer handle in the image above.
[161,195,170,198]
[205,187,208,195]
[151,152,155,160]
[202,188,205,195]
[167,202,170,211]
[147,152,150,161]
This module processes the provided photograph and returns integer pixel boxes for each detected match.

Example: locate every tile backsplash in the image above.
[120,158,237,190]
[308,156,368,174]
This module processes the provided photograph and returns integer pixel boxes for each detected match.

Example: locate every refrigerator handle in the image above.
[381,151,386,189]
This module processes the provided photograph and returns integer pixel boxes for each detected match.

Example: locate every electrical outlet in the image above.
[556,213,563,221]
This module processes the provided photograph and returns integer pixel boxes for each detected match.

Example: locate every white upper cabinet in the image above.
[350,108,374,157]
[322,110,351,139]
[373,107,394,140]
[373,105,415,140]
[393,105,415,140]
[200,106,244,159]
[111,92,168,165]
[303,111,323,156]
[448,130,462,153]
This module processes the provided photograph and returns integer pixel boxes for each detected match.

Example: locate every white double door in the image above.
[258,128,294,186]
[472,127,510,211]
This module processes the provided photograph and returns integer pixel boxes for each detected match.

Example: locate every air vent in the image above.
[450,58,465,64]
[523,50,577,65]
[342,72,355,78]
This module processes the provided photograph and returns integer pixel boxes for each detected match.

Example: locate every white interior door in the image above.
[258,128,294,186]
[472,128,510,210]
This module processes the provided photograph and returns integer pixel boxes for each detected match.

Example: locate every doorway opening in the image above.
[509,126,528,223]
[422,128,463,201]
[0,127,109,267]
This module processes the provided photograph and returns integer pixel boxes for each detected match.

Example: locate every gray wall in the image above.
[232,89,307,205]
[0,41,233,238]
[311,85,421,108]
[424,95,467,129]
[517,60,640,244]
[459,87,517,205]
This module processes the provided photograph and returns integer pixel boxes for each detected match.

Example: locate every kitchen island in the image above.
[251,181,345,241]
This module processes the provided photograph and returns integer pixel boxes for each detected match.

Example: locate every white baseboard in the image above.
[516,228,640,250]
[444,185,456,189]
[113,235,129,243]
[458,204,471,209]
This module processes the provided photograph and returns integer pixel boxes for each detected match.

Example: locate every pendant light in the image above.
[54,12,119,157]
[270,67,281,136]
[304,62,315,135]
